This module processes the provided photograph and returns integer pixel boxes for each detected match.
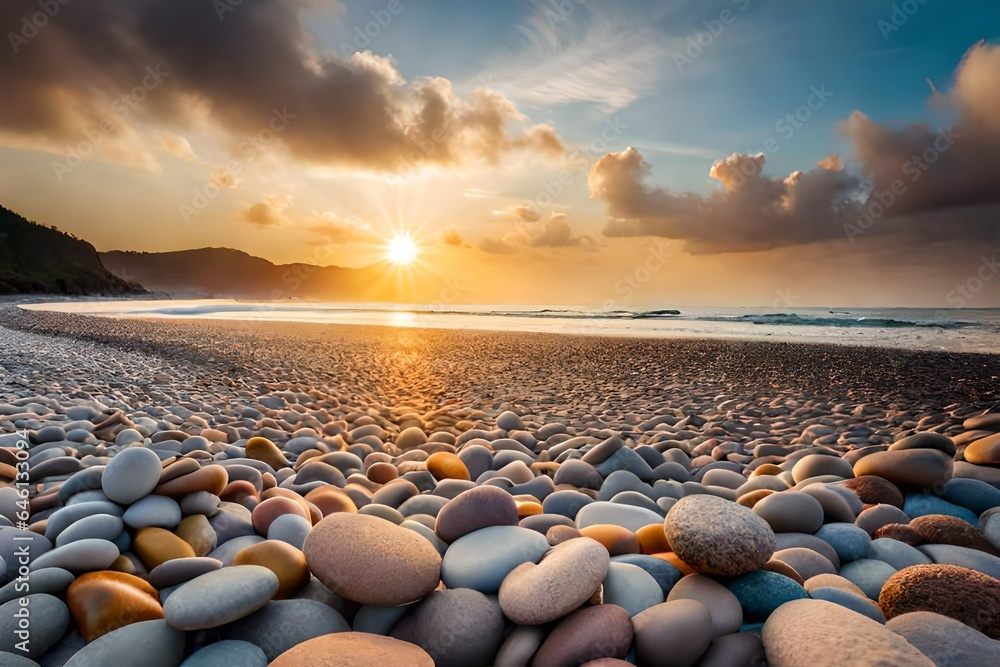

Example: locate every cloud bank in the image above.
[0,0,564,172]
[589,41,1000,254]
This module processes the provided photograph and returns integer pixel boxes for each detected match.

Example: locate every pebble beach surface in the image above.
[2,303,1000,665]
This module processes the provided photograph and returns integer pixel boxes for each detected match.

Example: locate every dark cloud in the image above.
[0,0,563,170]
[590,41,1000,254]
[591,147,865,253]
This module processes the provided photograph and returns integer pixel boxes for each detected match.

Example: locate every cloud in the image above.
[492,205,541,222]
[306,211,375,245]
[489,1,672,110]
[0,0,564,172]
[238,195,292,228]
[591,147,865,253]
[840,41,1000,218]
[161,133,198,162]
[590,41,1000,254]
[481,213,589,253]
[442,228,463,246]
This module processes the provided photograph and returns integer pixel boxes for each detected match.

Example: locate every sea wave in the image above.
[693,313,981,329]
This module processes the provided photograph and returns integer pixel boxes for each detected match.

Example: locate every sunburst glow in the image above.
[385,232,419,265]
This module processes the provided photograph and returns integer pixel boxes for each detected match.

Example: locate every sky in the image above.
[1,0,999,308]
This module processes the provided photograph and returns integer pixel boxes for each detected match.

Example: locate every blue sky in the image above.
[321,0,1000,191]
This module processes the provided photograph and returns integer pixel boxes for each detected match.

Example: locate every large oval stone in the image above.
[218,599,351,662]
[270,631,434,667]
[0,594,69,659]
[303,512,441,606]
[853,450,952,489]
[435,485,519,543]
[162,565,278,630]
[441,525,549,593]
[102,447,162,504]
[632,599,714,667]
[499,537,609,625]
[391,589,505,667]
[531,604,633,666]
[879,564,1000,637]
[64,619,184,667]
[752,492,825,534]
[66,571,163,641]
[763,599,931,665]
[664,495,775,576]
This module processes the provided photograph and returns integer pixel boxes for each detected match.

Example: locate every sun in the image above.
[385,232,419,265]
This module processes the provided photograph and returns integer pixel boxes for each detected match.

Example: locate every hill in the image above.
[0,206,144,295]
[99,248,435,302]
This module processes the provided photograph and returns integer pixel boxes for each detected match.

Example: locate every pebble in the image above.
[752,492,825,534]
[231,540,310,599]
[122,495,182,529]
[531,604,633,667]
[270,631,434,666]
[435,485,519,542]
[667,573,742,637]
[441,525,549,593]
[632,599,714,667]
[602,562,665,617]
[391,589,505,667]
[181,640,268,667]
[66,570,163,641]
[762,599,932,666]
[29,538,119,572]
[219,599,351,662]
[64,619,185,667]
[499,537,609,625]
[303,512,441,606]
[886,611,1000,665]
[101,446,163,504]
[879,564,1000,637]
[853,449,953,489]
[663,494,775,575]
[0,594,70,659]
[162,565,279,630]
[726,570,808,622]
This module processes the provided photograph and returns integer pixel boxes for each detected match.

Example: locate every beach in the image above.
[2,302,1000,664]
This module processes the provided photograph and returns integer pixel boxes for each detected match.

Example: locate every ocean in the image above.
[21,300,1000,353]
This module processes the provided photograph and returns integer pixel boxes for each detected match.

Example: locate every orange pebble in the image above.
[232,540,311,599]
[636,524,671,555]
[516,501,543,518]
[366,461,399,484]
[579,524,640,556]
[132,527,196,570]
[67,571,163,642]
[426,452,471,481]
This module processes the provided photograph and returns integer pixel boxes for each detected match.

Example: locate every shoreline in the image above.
[14,297,1000,355]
